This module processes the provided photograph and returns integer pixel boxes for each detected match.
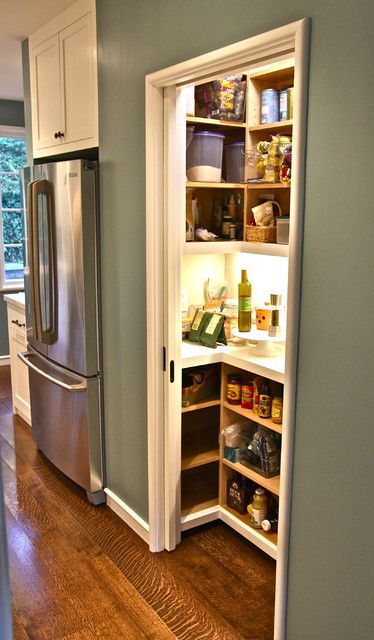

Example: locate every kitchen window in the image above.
[0,126,26,290]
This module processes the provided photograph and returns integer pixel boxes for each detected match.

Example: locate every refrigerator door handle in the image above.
[28,178,58,345]
[18,352,87,392]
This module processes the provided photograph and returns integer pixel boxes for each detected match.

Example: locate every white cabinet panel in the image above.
[5,299,31,425]
[29,0,98,158]
[31,35,62,150]
[60,13,97,145]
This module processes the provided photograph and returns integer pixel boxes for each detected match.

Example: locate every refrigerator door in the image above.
[23,166,48,357]
[21,348,104,502]
[24,159,100,376]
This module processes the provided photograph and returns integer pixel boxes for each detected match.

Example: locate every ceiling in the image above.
[0,0,77,101]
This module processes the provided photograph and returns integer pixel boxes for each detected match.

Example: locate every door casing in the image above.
[145,19,310,640]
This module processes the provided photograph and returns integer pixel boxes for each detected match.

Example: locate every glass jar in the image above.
[226,373,242,405]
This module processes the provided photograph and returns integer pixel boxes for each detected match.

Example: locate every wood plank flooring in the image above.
[0,365,275,639]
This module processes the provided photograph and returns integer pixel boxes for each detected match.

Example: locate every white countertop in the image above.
[181,340,285,383]
[3,292,25,312]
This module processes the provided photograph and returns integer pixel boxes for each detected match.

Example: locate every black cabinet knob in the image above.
[54,132,59,139]
[54,131,65,139]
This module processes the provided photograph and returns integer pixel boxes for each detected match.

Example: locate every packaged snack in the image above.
[199,312,226,348]
[188,309,210,342]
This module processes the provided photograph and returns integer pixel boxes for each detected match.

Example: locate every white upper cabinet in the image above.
[29,0,98,158]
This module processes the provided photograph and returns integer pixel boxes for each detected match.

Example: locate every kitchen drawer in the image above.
[7,305,27,344]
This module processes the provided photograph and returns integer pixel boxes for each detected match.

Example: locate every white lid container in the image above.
[186,130,225,182]
[276,217,290,244]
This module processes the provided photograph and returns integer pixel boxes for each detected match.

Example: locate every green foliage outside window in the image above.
[0,135,26,282]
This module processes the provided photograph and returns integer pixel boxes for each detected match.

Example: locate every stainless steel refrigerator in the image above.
[19,159,105,505]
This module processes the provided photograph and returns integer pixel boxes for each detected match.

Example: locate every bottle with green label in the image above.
[238,269,252,331]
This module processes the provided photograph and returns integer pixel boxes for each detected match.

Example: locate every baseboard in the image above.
[104,488,150,546]
[0,356,10,366]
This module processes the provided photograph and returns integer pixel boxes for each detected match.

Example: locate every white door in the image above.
[30,35,62,151]
[59,12,98,145]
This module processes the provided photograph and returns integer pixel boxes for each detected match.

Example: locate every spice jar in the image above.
[247,487,268,528]
[226,373,242,405]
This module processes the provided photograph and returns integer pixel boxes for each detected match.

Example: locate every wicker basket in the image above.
[246,225,277,243]
[246,200,281,243]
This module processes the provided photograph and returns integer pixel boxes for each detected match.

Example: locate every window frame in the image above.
[0,125,26,292]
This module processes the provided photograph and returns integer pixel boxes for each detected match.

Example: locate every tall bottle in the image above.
[238,269,252,331]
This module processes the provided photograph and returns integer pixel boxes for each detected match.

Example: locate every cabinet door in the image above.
[8,308,31,425]
[30,35,63,151]
[59,12,98,146]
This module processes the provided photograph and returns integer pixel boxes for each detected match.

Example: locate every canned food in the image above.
[261,89,279,124]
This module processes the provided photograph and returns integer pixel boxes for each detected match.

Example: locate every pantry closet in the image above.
[146,19,309,639]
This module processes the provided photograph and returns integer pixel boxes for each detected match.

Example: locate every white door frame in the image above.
[145,18,310,639]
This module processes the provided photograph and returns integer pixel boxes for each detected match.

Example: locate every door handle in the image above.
[11,319,26,328]
[18,351,87,392]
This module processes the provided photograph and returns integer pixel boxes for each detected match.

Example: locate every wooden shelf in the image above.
[246,182,290,189]
[187,181,245,189]
[220,504,277,559]
[187,115,246,129]
[222,401,282,434]
[248,119,293,133]
[249,59,294,82]
[181,463,219,516]
[182,447,220,470]
[222,458,280,495]
[184,239,288,257]
[182,398,221,413]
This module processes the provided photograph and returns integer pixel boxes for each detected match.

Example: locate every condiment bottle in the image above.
[271,387,283,424]
[226,373,242,405]
[247,487,268,528]
[238,269,252,331]
[259,378,271,418]
[261,517,278,533]
[221,214,233,239]
[241,379,253,410]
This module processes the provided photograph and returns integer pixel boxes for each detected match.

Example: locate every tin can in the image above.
[279,88,288,121]
[261,89,279,124]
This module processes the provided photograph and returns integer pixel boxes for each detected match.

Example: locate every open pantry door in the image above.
[146,19,310,640]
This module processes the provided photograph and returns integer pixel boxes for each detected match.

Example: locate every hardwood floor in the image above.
[0,365,275,639]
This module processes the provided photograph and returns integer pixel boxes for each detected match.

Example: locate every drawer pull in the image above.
[11,319,26,328]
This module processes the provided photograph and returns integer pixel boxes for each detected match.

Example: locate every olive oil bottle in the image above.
[238,269,252,331]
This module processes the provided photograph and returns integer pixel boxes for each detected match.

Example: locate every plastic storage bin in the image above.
[276,216,290,244]
[225,141,245,183]
[186,131,225,182]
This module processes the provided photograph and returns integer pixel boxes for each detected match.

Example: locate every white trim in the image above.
[0,356,10,367]
[181,505,220,532]
[0,126,25,138]
[104,488,150,546]
[146,18,310,639]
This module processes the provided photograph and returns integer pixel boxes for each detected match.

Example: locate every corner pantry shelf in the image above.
[184,240,289,257]
[186,181,245,189]
[186,115,246,129]
[222,457,280,496]
[181,398,221,413]
[248,119,293,133]
[219,504,278,559]
[222,400,282,434]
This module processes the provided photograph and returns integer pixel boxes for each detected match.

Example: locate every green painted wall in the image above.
[0,99,25,356]
[96,1,373,637]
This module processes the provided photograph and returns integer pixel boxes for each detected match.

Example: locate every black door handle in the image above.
[169,360,174,383]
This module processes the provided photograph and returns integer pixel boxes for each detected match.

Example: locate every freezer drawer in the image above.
[21,350,104,502]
